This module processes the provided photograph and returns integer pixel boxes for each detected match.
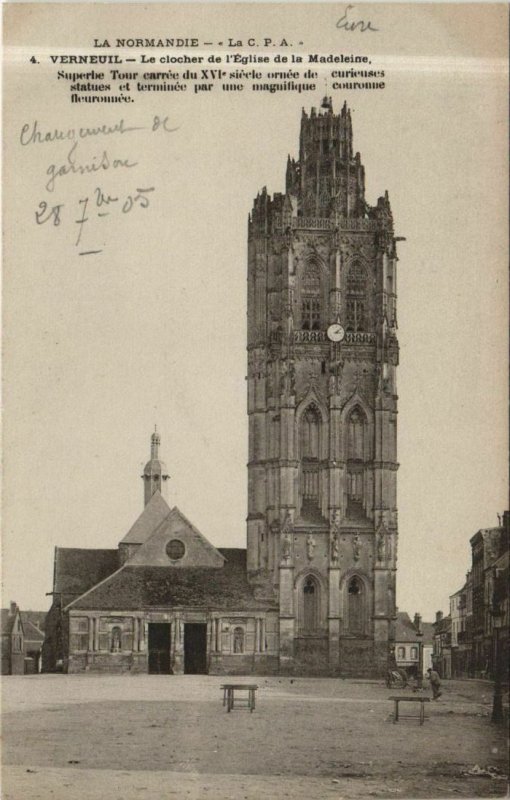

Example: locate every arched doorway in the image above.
[301,575,320,633]
[347,576,364,635]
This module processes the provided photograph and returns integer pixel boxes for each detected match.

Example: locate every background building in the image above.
[1,603,46,674]
[433,512,509,682]
[394,611,433,677]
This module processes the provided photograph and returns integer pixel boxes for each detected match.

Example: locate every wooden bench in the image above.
[221,684,258,713]
[389,695,430,725]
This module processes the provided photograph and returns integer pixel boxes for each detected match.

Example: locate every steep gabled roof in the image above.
[22,620,45,643]
[54,547,119,606]
[119,491,173,545]
[395,612,434,645]
[68,548,274,612]
[126,505,225,568]
[20,611,47,633]
[0,609,16,636]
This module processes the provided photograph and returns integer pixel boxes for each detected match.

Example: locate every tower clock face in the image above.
[327,323,345,343]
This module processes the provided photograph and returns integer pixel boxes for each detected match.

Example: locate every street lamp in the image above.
[491,586,503,723]
[414,612,424,690]
[416,630,424,690]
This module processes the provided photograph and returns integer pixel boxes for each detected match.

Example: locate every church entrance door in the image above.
[148,623,172,674]
[184,623,208,674]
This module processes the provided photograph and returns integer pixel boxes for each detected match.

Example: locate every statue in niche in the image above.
[387,535,392,560]
[306,533,316,561]
[352,534,361,562]
[329,372,337,395]
[280,360,289,395]
[331,509,341,535]
[288,360,296,394]
[377,532,385,561]
[331,533,340,565]
[282,510,293,536]
[111,626,122,653]
[281,535,291,562]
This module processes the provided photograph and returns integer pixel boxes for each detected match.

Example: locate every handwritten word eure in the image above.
[336,5,379,32]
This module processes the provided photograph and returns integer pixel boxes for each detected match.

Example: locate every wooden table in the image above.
[221,684,258,712]
[389,695,430,725]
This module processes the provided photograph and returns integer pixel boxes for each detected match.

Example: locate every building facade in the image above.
[247,98,401,675]
[432,611,452,678]
[432,511,509,681]
[1,603,45,674]
[1,603,25,675]
[394,612,433,678]
[45,101,401,677]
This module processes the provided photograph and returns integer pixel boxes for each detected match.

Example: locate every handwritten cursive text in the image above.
[45,141,138,192]
[336,5,379,32]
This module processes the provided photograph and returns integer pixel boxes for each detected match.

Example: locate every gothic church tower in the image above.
[247,99,400,675]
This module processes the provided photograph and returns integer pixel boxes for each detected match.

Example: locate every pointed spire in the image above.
[150,425,160,459]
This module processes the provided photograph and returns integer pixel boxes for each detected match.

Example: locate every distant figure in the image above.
[427,668,442,700]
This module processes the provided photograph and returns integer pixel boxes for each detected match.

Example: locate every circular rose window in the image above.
[166,539,185,560]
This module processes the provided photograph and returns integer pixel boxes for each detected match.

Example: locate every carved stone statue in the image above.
[306,533,316,561]
[352,534,361,562]
[282,510,293,536]
[281,535,291,562]
[377,532,385,561]
[331,533,339,565]
[330,509,341,535]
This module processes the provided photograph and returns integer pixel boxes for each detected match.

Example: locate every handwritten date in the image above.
[35,186,155,255]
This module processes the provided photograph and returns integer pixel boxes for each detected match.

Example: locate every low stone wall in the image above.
[209,654,279,676]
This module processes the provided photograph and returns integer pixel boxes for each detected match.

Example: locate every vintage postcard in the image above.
[2,3,509,799]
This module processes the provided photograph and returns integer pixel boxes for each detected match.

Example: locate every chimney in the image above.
[414,613,422,633]
[435,611,443,624]
[9,601,17,616]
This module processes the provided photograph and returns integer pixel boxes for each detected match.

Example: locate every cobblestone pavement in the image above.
[2,675,508,799]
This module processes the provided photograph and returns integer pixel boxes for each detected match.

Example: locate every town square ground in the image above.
[2,675,508,800]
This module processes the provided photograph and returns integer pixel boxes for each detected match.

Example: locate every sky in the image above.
[2,3,508,621]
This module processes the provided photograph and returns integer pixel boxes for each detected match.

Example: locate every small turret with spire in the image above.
[142,426,170,505]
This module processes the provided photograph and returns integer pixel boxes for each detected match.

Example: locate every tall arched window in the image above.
[300,405,321,512]
[345,262,366,332]
[301,405,320,460]
[301,260,321,331]
[302,576,319,632]
[346,406,367,518]
[347,577,364,635]
[348,407,365,460]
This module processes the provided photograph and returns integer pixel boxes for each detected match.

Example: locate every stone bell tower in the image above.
[142,427,170,505]
[246,98,401,676]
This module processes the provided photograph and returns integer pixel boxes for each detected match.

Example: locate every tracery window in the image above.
[345,262,366,332]
[346,406,367,517]
[348,407,365,460]
[301,260,321,330]
[300,405,321,511]
[301,405,320,460]
[301,297,321,330]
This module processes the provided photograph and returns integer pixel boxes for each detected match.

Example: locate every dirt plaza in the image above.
[2,675,508,800]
